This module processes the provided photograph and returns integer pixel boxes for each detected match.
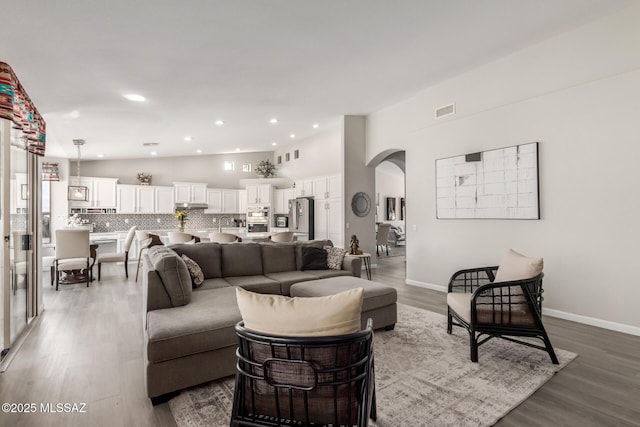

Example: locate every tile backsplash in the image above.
[71,210,246,233]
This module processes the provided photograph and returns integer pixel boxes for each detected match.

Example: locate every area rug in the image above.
[169,303,576,426]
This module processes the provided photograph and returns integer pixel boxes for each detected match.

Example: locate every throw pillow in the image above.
[147,233,164,247]
[301,246,328,270]
[494,249,543,282]
[236,287,363,337]
[324,245,347,270]
[181,254,204,288]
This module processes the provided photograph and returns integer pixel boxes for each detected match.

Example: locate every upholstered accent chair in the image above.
[231,320,376,426]
[96,226,137,281]
[446,250,558,364]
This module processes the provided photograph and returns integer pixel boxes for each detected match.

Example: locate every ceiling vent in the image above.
[435,103,455,119]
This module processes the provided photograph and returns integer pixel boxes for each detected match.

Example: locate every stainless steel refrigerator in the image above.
[289,197,314,240]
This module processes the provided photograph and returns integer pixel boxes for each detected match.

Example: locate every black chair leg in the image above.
[50,266,54,287]
[98,263,101,281]
[469,329,479,362]
[124,260,129,278]
[541,331,559,364]
[447,311,453,334]
[55,263,59,291]
[87,260,91,287]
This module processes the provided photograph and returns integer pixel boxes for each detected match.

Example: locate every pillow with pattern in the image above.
[181,254,204,288]
[324,245,348,270]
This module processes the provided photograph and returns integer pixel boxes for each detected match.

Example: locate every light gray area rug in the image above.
[170,303,576,426]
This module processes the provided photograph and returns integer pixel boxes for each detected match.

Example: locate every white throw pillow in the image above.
[236,287,363,337]
[494,249,543,282]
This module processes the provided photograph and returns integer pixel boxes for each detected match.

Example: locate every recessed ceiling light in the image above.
[215,120,224,126]
[270,118,278,124]
[142,142,159,146]
[97,154,104,158]
[312,124,319,129]
[63,110,80,119]
[123,93,146,102]
[289,134,295,139]
[150,151,157,156]
[271,142,277,146]
[196,149,202,154]
[184,136,193,142]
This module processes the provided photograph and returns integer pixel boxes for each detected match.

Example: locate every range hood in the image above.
[175,202,209,209]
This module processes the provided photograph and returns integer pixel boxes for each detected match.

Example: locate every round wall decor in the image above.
[351,192,372,217]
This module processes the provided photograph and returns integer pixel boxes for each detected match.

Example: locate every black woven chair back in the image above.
[231,321,375,427]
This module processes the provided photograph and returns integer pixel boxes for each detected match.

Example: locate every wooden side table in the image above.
[349,252,372,280]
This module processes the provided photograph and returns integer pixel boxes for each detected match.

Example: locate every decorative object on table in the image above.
[436,142,540,219]
[351,191,371,217]
[349,234,363,255]
[66,213,89,227]
[137,172,152,185]
[169,304,576,427]
[255,159,277,178]
[174,210,188,232]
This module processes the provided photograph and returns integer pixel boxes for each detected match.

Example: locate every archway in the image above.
[368,149,406,269]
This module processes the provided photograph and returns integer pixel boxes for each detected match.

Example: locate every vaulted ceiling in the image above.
[1,0,630,159]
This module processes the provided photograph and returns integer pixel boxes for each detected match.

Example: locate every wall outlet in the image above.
[346,222,350,229]
[124,218,129,224]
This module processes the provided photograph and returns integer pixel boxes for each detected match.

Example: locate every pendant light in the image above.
[68,139,88,201]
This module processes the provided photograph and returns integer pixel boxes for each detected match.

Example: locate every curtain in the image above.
[0,62,46,156]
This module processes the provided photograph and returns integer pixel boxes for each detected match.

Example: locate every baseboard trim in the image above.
[406,279,640,337]
[405,279,448,293]
[542,308,640,337]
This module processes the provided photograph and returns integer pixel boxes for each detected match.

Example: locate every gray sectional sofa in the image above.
[142,240,363,402]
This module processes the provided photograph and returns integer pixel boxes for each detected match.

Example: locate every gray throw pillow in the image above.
[324,245,347,270]
[181,254,204,288]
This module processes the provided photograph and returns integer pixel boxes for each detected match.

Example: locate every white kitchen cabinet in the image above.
[246,184,272,205]
[238,190,247,214]
[117,185,175,213]
[155,186,175,213]
[222,190,239,213]
[117,185,137,213]
[206,189,223,212]
[137,186,156,213]
[294,179,314,198]
[314,198,344,248]
[174,182,208,204]
[313,174,341,200]
[70,176,118,208]
[274,188,295,214]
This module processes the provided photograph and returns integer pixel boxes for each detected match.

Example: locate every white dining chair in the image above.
[167,231,198,244]
[96,226,137,281]
[55,228,92,290]
[209,232,241,243]
[269,231,295,243]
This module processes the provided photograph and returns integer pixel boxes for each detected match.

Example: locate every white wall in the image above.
[274,127,342,179]
[74,151,273,188]
[366,4,640,333]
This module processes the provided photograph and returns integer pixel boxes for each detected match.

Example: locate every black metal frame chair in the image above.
[231,320,376,427]
[447,266,558,364]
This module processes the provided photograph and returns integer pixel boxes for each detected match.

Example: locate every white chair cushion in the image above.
[447,292,472,323]
[494,249,543,282]
[97,252,126,263]
[236,287,363,337]
[57,258,94,270]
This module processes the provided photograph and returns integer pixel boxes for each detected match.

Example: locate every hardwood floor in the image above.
[1,255,639,426]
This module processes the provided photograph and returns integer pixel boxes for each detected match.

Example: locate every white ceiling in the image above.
[1,0,630,160]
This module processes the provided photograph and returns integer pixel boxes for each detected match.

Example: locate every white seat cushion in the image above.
[447,292,472,323]
[57,258,94,270]
[97,252,126,263]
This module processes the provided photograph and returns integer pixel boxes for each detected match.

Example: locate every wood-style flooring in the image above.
[1,253,639,426]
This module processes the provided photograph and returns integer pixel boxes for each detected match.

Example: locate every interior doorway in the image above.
[370,150,406,271]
